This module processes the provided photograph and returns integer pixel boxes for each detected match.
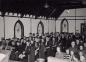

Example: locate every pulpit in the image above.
[0,50,11,62]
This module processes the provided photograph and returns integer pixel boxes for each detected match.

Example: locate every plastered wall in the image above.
[0,8,86,40]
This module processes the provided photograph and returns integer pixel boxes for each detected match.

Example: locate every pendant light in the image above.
[44,0,49,8]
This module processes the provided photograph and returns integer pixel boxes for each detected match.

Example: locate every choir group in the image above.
[0,32,86,62]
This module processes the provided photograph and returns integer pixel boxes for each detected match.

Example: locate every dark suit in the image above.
[29,43,35,62]
[45,40,53,57]
[39,42,45,59]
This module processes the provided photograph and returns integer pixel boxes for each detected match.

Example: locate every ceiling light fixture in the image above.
[44,0,49,8]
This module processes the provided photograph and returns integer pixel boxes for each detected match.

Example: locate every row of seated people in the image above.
[55,41,86,62]
[0,32,86,62]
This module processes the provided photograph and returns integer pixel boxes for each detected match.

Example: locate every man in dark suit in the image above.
[39,38,45,59]
[52,37,57,57]
[29,40,35,62]
[45,36,53,57]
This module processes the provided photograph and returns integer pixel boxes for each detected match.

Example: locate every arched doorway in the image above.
[37,21,44,36]
[14,20,24,38]
[61,18,69,33]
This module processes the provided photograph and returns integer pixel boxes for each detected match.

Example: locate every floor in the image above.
[9,60,20,62]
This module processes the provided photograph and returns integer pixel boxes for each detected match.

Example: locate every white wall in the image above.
[0,16,4,41]
[0,8,86,39]
[56,8,86,34]
[4,16,56,39]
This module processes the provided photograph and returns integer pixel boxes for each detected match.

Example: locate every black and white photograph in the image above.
[0,0,86,62]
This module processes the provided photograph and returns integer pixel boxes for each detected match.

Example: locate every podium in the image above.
[0,50,11,62]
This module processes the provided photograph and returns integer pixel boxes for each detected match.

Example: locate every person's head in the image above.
[31,40,34,44]
[12,41,15,45]
[38,37,40,42]
[22,51,25,54]
[26,42,30,46]
[23,39,26,43]
[14,38,17,42]
[58,36,60,40]
[79,45,84,50]
[29,37,32,41]
[29,33,32,37]
[46,37,49,41]
[56,46,61,53]
[76,40,79,45]
[17,42,20,46]
[21,38,24,43]
[80,40,83,43]
[66,49,70,54]
[79,51,83,56]
[41,38,44,43]
[71,41,75,47]
[35,37,38,42]
[84,42,86,47]
[70,51,74,55]
[32,37,35,41]
[52,37,55,41]
[26,37,29,41]
[62,34,64,38]
[42,36,45,39]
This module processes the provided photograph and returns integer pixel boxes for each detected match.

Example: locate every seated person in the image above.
[69,41,77,53]
[70,51,79,62]
[19,51,27,60]
[64,49,71,60]
[83,42,86,58]
[79,45,84,52]
[79,51,86,62]
[10,41,15,50]
[10,41,22,61]
[76,39,80,48]
[2,39,7,50]
[55,46,64,59]
[0,44,3,50]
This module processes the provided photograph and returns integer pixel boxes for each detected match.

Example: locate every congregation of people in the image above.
[0,32,86,62]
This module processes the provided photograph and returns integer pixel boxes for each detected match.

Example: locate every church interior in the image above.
[0,0,86,62]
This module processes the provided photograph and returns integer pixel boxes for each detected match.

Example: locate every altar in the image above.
[0,50,11,62]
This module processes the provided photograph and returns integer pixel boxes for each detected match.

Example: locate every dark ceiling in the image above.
[0,0,86,18]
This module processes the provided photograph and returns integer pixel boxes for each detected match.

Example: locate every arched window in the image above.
[61,18,69,33]
[14,20,24,38]
[37,21,44,35]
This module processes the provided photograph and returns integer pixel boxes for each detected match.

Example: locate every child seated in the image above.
[70,51,79,62]
[19,51,26,60]
[55,46,64,59]
[79,51,86,62]
[64,49,71,60]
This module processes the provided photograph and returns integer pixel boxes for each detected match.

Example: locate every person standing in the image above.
[39,38,45,59]
[29,40,35,62]
[55,46,65,59]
